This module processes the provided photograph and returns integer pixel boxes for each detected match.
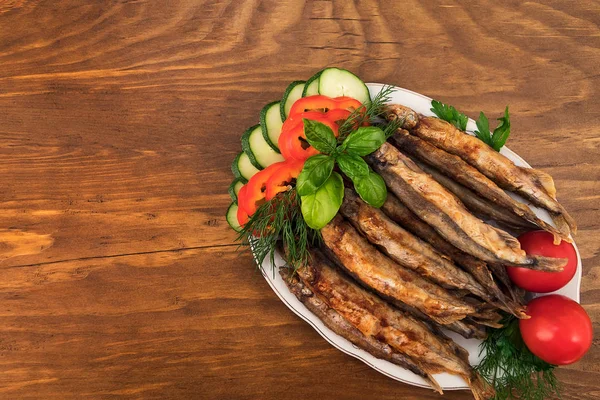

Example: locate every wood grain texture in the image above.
[0,0,598,398]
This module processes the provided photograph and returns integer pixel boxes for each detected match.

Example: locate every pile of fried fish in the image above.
[280,105,576,400]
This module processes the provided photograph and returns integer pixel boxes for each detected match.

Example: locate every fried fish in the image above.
[386,129,569,241]
[293,250,494,400]
[368,143,566,271]
[321,215,478,325]
[340,188,491,300]
[410,116,576,236]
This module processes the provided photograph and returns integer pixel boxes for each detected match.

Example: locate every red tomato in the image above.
[506,231,578,293]
[520,295,592,365]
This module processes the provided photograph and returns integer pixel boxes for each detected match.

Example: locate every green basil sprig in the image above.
[297,119,388,229]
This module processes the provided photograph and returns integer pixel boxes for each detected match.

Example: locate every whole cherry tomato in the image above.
[506,231,578,293]
[520,294,592,365]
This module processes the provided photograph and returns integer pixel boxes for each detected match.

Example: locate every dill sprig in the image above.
[236,189,321,274]
[476,315,562,400]
[337,85,397,142]
[382,117,404,139]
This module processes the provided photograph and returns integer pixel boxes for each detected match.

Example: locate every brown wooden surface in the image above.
[0,1,599,399]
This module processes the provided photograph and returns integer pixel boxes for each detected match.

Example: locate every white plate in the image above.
[255,84,582,391]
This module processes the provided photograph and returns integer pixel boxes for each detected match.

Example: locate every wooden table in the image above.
[1,1,598,399]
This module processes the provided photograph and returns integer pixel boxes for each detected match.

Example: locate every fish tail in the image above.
[524,166,557,199]
[430,313,470,325]
[425,373,443,395]
[466,372,495,400]
[529,255,568,272]
[558,204,578,234]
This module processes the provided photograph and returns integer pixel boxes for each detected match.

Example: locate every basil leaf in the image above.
[342,126,386,156]
[296,154,334,196]
[300,172,344,230]
[303,119,337,154]
[337,153,369,180]
[354,171,387,208]
[474,112,493,147]
[491,106,510,151]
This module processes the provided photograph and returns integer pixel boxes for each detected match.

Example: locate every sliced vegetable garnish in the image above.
[242,124,285,169]
[302,70,322,97]
[240,163,284,215]
[289,95,337,116]
[278,113,340,161]
[232,151,261,181]
[281,80,306,120]
[236,201,249,227]
[317,67,370,104]
[260,101,284,152]
[228,178,245,204]
[226,203,242,232]
[265,159,304,201]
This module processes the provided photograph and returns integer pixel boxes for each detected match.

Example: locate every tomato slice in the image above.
[239,162,284,215]
[288,95,337,117]
[265,160,304,200]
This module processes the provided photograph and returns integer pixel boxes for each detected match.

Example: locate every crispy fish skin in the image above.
[387,130,569,241]
[381,193,528,318]
[388,293,488,340]
[340,188,491,300]
[414,159,534,231]
[279,266,443,394]
[368,142,567,272]
[411,116,576,234]
[321,215,477,325]
[320,244,489,339]
[295,251,494,400]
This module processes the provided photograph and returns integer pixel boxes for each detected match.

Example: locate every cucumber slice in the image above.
[228,178,245,204]
[302,71,322,97]
[241,125,264,170]
[242,124,285,169]
[260,101,284,152]
[318,67,370,104]
[231,152,260,181]
[280,80,305,120]
[226,203,242,232]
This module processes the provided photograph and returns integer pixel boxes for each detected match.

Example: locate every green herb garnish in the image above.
[237,189,321,272]
[431,100,511,152]
[431,99,468,131]
[475,106,511,151]
[476,315,561,400]
[297,119,388,229]
[337,85,397,141]
[237,86,398,266]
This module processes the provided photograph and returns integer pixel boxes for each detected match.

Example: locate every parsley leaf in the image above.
[492,106,511,151]
[430,99,468,131]
[475,106,511,152]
